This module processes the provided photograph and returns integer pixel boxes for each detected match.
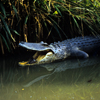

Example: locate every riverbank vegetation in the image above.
[0,0,100,54]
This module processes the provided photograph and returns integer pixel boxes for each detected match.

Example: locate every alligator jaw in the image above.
[19,51,54,66]
[19,41,53,51]
[18,41,55,66]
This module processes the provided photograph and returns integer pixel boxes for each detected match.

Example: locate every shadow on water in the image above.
[0,54,100,100]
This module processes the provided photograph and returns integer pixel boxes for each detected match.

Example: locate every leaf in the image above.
[72,16,81,33]
[0,14,16,42]
[0,15,10,34]
[53,11,58,15]
[54,24,62,40]
[11,29,20,35]
[0,33,10,51]
[48,16,67,38]
[3,27,10,44]
[12,5,19,21]
[54,5,62,17]
[24,15,29,24]
[0,1,6,18]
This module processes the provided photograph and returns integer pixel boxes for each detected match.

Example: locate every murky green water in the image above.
[0,54,100,100]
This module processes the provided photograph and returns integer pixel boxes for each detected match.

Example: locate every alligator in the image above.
[18,36,100,66]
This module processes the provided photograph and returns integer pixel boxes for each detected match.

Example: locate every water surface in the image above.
[0,54,100,100]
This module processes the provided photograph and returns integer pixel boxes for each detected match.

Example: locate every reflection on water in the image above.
[0,54,100,100]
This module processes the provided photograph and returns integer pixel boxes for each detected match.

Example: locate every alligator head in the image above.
[18,41,70,66]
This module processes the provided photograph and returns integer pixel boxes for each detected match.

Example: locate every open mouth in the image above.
[18,50,54,66]
[18,41,55,66]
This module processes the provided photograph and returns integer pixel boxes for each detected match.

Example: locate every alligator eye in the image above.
[40,41,48,46]
[42,43,49,46]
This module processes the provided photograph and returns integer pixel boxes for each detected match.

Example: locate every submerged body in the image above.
[19,36,100,66]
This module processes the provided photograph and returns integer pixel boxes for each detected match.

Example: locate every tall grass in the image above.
[0,0,100,54]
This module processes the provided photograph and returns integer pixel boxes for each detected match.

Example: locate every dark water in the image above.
[0,54,100,100]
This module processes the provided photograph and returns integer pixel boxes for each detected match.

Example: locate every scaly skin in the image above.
[18,36,100,66]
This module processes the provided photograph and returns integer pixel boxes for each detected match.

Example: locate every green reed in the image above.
[0,0,100,54]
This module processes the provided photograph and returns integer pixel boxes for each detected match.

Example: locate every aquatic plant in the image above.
[0,0,100,54]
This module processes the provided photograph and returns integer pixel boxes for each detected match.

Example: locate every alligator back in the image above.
[50,36,100,58]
